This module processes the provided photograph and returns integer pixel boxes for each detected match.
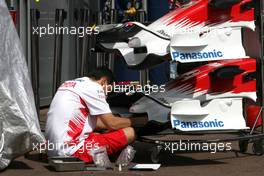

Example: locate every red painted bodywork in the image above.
[162,0,260,129]
[246,104,262,129]
[167,59,256,94]
[160,0,254,27]
[166,58,261,128]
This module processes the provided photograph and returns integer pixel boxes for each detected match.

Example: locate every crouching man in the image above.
[45,67,142,162]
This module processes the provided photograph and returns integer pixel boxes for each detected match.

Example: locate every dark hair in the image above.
[87,67,115,84]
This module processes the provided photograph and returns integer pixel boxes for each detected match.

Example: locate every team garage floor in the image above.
[1,109,264,176]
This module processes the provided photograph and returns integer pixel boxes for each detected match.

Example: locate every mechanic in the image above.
[45,67,145,163]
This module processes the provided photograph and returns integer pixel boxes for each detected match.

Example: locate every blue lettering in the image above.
[172,50,224,61]
[172,119,225,129]
[173,52,179,59]
[173,120,180,126]
[197,53,202,59]
[213,49,218,57]
[203,53,208,58]
[186,53,192,59]
[218,121,224,127]
[214,119,219,127]
[180,53,185,60]
[181,122,186,128]
[208,52,214,58]
[209,121,215,127]
[192,53,197,59]
[186,122,192,128]
[204,122,209,127]
[217,51,223,57]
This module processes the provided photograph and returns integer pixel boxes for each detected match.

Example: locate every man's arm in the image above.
[96,113,148,131]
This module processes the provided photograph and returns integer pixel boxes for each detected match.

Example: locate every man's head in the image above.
[87,67,115,93]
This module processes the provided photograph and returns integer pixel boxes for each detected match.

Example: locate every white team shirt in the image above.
[45,77,111,157]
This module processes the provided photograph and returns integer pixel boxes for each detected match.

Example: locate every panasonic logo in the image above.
[172,50,223,60]
[173,119,224,129]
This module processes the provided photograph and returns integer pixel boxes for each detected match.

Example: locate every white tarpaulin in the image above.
[0,0,45,170]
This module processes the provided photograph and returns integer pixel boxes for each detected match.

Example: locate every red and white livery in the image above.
[97,0,261,132]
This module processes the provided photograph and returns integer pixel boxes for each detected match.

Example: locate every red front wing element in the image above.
[161,0,254,27]
[166,59,256,95]
[166,58,261,128]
